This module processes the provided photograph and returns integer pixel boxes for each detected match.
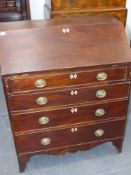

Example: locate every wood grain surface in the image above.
[7,67,126,93]
[52,0,126,10]
[0,16,130,76]
[51,0,127,25]
[8,82,130,112]
[12,100,128,133]
[15,119,126,154]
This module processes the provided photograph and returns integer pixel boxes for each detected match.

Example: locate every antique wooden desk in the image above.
[0,14,131,172]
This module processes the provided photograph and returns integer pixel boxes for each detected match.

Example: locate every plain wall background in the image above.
[29,0,51,20]
[29,0,131,40]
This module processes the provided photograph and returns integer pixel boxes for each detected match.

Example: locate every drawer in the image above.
[8,82,130,112]
[15,119,126,154]
[12,100,128,133]
[8,67,126,93]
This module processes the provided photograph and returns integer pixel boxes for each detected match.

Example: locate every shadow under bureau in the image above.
[0,15,131,172]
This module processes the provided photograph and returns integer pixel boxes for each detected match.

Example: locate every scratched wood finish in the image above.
[8,67,126,93]
[8,83,130,112]
[12,100,128,133]
[15,120,126,154]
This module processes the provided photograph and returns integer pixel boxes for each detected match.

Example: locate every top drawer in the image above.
[7,67,126,93]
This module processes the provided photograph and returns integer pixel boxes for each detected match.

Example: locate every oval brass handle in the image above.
[96,90,107,99]
[71,128,78,133]
[95,108,106,117]
[97,72,107,81]
[39,116,49,125]
[35,79,46,88]
[41,138,51,145]
[95,129,104,137]
[36,97,48,105]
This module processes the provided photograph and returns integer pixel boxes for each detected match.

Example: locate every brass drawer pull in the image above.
[62,28,70,34]
[96,90,107,99]
[41,138,51,145]
[95,129,104,137]
[97,72,108,81]
[95,108,106,117]
[71,128,78,133]
[35,79,46,88]
[39,116,49,125]
[36,97,48,105]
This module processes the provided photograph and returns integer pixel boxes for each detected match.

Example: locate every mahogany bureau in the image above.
[0,15,131,172]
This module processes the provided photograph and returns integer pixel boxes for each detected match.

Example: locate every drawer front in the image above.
[12,100,128,133]
[9,67,126,93]
[15,120,126,154]
[8,83,130,112]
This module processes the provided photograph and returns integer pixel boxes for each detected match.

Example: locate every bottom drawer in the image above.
[15,120,126,154]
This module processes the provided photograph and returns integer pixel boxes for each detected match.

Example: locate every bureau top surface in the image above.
[0,15,130,76]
